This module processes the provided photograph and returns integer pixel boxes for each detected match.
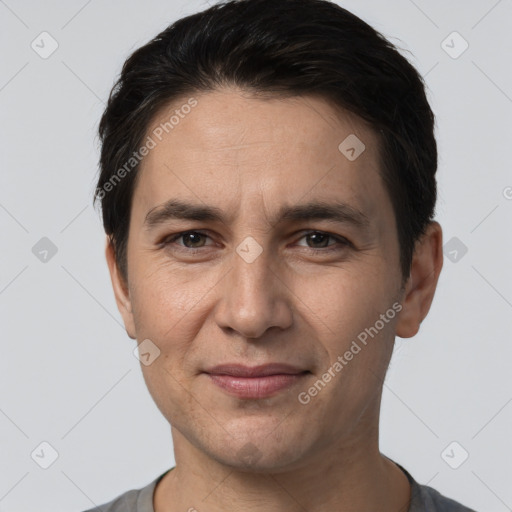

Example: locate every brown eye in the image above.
[296,231,351,251]
[305,232,331,248]
[164,231,212,250]
[179,232,207,248]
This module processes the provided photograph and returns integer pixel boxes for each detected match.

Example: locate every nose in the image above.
[213,240,293,339]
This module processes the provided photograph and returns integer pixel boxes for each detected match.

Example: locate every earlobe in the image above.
[105,237,137,339]
[395,221,443,339]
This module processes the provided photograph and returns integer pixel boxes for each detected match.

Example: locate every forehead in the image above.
[144,88,378,165]
[134,88,388,224]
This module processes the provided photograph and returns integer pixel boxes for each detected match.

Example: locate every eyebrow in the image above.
[144,199,370,230]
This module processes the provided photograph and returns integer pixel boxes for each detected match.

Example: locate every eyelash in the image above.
[162,230,352,254]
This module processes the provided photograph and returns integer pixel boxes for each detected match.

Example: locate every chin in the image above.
[214,445,305,474]
[204,419,312,473]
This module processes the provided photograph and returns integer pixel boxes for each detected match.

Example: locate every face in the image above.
[108,88,427,472]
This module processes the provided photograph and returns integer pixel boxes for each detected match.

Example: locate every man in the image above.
[87,0,476,510]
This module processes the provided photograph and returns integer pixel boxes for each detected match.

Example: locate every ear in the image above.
[395,221,443,338]
[105,237,136,339]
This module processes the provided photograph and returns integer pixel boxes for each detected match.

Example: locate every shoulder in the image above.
[82,488,141,512]
[396,462,477,512]
[80,469,172,512]
[410,480,477,511]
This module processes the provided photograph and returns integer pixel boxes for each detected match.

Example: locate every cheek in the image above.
[300,265,398,391]
[140,358,201,432]
[130,270,208,417]
[129,260,207,332]
[297,263,394,332]
[128,262,230,374]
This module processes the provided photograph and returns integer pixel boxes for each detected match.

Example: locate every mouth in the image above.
[203,363,310,399]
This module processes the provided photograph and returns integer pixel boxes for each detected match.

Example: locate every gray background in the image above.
[1,0,511,510]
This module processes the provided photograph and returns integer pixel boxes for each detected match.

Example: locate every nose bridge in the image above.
[233,238,272,298]
[214,236,292,339]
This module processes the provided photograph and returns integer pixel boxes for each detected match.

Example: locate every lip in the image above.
[204,363,309,399]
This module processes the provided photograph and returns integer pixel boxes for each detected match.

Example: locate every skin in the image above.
[106,88,443,512]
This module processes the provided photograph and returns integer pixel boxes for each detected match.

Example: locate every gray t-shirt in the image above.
[83,461,477,512]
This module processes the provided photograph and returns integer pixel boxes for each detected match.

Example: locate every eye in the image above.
[161,230,351,255]
[163,231,213,251]
[295,231,351,251]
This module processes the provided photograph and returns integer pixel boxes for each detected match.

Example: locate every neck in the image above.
[154,425,411,512]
